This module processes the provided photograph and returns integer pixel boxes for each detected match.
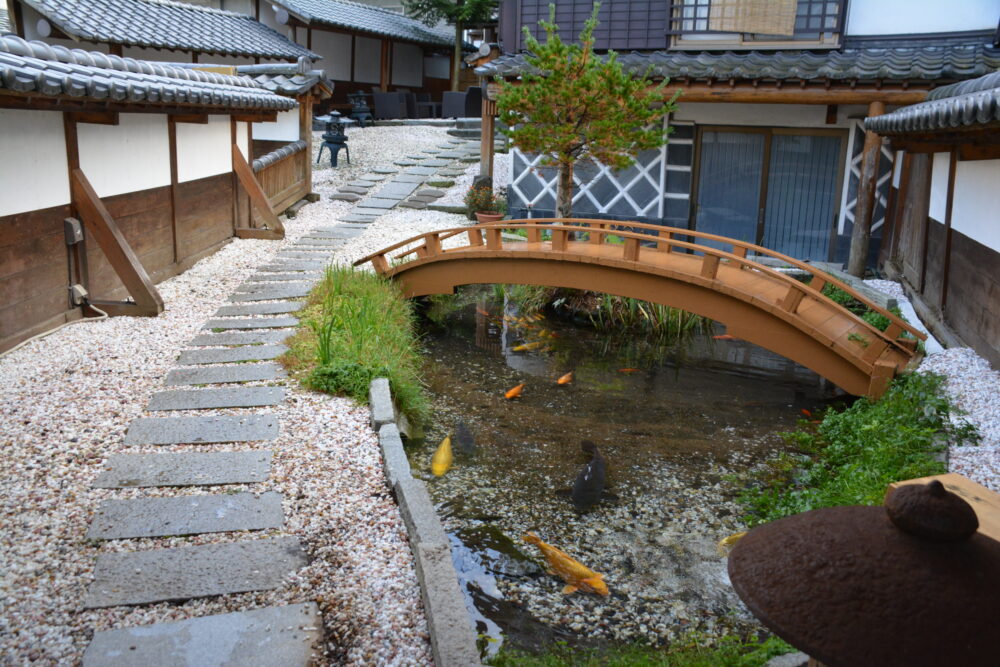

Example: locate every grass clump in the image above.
[742,372,978,526]
[487,634,793,666]
[281,265,428,422]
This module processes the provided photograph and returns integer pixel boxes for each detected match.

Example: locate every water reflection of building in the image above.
[474,300,502,355]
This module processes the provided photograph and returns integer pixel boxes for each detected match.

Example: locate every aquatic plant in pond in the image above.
[741,372,979,526]
[280,265,428,421]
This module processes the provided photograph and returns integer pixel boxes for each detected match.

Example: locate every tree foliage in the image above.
[496,3,677,216]
[403,0,497,90]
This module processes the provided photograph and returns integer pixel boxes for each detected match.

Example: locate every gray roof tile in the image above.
[237,60,334,97]
[0,8,11,35]
[22,0,316,60]
[272,0,453,46]
[252,139,307,171]
[865,70,1000,135]
[477,43,1000,83]
[0,35,297,111]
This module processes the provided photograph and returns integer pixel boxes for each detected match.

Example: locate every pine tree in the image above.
[403,0,497,92]
[496,3,677,217]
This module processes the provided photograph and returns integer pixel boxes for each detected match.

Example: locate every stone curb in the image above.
[369,379,481,667]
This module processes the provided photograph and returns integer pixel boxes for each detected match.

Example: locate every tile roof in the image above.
[865,70,1000,135]
[271,0,454,47]
[0,8,11,35]
[237,60,334,97]
[0,35,297,111]
[477,42,1000,83]
[22,0,316,60]
[252,139,307,171]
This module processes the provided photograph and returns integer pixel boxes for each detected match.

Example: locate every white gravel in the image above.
[0,125,472,666]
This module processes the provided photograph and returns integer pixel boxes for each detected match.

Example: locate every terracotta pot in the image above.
[475,212,504,224]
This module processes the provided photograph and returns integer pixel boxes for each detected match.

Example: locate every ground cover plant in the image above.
[281,265,428,421]
[742,372,979,526]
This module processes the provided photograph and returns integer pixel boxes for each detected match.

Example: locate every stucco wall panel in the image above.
[176,115,232,183]
[0,109,70,217]
[78,113,171,199]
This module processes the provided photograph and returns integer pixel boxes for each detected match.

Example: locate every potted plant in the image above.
[464,185,505,224]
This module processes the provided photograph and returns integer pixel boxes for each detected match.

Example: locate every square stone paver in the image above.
[339,215,377,224]
[164,363,285,386]
[259,261,328,272]
[176,345,287,365]
[92,451,272,488]
[247,272,322,283]
[377,181,420,198]
[229,286,312,302]
[403,166,437,175]
[83,537,307,608]
[124,414,279,446]
[360,198,399,209]
[213,303,301,317]
[203,317,299,329]
[188,330,290,347]
[393,174,426,184]
[147,386,285,411]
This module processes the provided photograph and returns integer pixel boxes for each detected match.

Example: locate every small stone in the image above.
[417,189,445,198]
[398,200,427,209]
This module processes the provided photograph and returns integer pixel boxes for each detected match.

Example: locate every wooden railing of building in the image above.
[355,218,925,398]
[232,145,285,241]
[256,147,309,215]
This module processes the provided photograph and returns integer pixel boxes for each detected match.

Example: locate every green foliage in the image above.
[496,2,676,214]
[589,293,711,338]
[742,372,979,526]
[487,634,793,667]
[464,184,504,214]
[281,265,428,422]
[403,0,495,25]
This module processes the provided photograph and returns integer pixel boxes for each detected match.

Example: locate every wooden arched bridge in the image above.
[354,218,925,398]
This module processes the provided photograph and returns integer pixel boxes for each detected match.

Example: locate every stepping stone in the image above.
[393,160,417,166]
[165,363,285,386]
[273,252,335,262]
[247,272,322,282]
[214,303,302,317]
[377,181,420,198]
[438,151,464,159]
[331,192,361,202]
[305,228,362,239]
[204,317,299,329]
[124,415,278,446]
[422,149,441,153]
[87,491,284,540]
[408,195,436,203]
[426,180,455,188]
[359,173,387,181]
[406,154,428,160]
[338,185,368,194]
[439,169,466,176]
[398,200,427,209]
[417,189,445,198]
[372,167,398,174]
[403,166,437,175]
[82,603,322,667]
[176,345,287,365]
[188,330,290,347]
[235,280,313,293]
[460,156,479,163]
[229,286,312,302]
[393,173,426,183]
[348,179,377,188]
[92,451,271,488]
[360,198,399,209]
[422,159,451,167]
[339,214,377,224]
[83,537,307,608]
[259,261,328,272]
[295,238,344,246]
[147,386,285,411]
[350,207,387,217]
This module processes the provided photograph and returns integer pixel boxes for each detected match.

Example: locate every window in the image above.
[667,0,844,49]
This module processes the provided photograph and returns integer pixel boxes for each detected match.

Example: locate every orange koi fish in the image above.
[801,408,813,419]
[618,368,640,373]
[511,341,544,352]
[557,371,574,385]
[523,532,609,596]
[431,435,452,476]
[713,334,739,340]
[505,383,525,399]
[476,307,491,317]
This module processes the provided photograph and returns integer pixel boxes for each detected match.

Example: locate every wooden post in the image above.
[379,39,391,92]
[168,117,180,261]
[940,149,957,309]
[231,145,285,239]
[480,96,496,181]
[299,92,313,198]
[847,100,885,277]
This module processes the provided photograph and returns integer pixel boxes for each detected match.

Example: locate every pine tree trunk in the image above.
[556,163,574,218]
[452,20,463,92]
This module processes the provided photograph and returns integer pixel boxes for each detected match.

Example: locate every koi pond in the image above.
[407,286,833,656]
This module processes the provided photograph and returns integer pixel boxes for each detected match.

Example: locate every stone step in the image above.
[229,285,312,302]
[92,451,272,488]
[339,215,377,224]
[164,363,285,386]
[82,603,322,667]
[274,251,336,261]
[258,261,329,272]
[147,387,285,411]
[294,238,345,247]
[234,281,314,294]
[83,537,307,608]
[203,317,299,330]
[247,272,323,283]
[304,228,363,239]
[188,330,291,347]
[124,415,278,446]
[176,345,287,365]
[87,492,284,540]
[213,303,302,317]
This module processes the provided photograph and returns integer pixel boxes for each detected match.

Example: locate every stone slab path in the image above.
[81,221,369,664]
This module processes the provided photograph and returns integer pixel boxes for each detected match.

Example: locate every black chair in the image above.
[415,92,439,118]
[398,90,418,119]
[442,91,466,118]
[373,91,403,119]
[464,86,483,118]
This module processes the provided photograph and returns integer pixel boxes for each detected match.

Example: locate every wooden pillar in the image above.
[479,95,496,181]
[379,39,391,91]
[167,116,180,263]
[300,92,313,197]
[846,100,885,277]
[941,149,957,309]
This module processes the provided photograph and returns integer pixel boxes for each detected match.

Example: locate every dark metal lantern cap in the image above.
[886,479,979,541]
[728,482,1000,667]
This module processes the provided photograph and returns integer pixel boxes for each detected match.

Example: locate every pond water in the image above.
[407,287,833,656]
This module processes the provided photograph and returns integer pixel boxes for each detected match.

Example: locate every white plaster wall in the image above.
[0,109,70,217]
[354,36,381,84]
[929,152,951,223]
[951,159,1000,251]
[176,115,232,182]
[236,121,249,159]
[391,42,423,87]
[845,0,1000,35]
[672,102,857,128]
[252,108,300,142]
[78,113,171,198]
[260,3,293,37]
[310,30,352,81]
[424,55,450,79]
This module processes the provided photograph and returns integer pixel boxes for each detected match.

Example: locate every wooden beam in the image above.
[170,114,208,124]
[379,38,391,91]
[70,168,164,316]
[639,84,931,105]
[68,111,118,125]
[235,227,283,240]
[847,100,885,277]
[231,144,285,238]
[231,112,276,123]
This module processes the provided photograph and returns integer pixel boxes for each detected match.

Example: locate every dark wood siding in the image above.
[501,0,668,52]
[946,229,1000,366]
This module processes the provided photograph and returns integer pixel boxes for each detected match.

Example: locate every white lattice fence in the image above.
[837,120,895,237]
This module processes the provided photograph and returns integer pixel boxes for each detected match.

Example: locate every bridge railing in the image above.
[354,218,924,363]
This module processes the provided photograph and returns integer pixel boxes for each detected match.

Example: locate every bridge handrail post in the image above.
[623,237,640,261]
[700,254,720,280]
[551,228,568,252]
[656,229,673,253]
[467,228,484,246]
[371,254,389,274]
[589,221,606,245]
[486,227,503,250]
[425,233,442,256]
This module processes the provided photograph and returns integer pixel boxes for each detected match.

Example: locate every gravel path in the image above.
[0,125,474,665]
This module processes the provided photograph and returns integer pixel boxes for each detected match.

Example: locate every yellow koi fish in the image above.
[716,531,748,557]
[511,341,544,352]
[523,532,609,596]
[431,435,452,476]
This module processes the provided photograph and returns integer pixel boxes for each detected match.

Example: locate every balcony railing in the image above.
[667,0,845,45]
